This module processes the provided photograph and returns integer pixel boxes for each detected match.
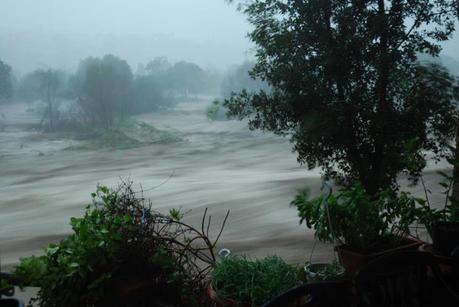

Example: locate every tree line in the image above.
[0,55,227,130]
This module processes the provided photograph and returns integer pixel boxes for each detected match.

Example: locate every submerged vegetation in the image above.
[68,119,182,150]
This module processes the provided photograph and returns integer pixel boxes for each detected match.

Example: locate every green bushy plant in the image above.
[15,182,228,307]
[292,183,420,253]
[210,256,301,306]
[15,203,135,306]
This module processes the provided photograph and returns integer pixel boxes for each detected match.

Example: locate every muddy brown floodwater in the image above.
[0,99,447,271]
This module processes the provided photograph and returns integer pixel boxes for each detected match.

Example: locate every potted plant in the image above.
[209,256,301,307]
[14,182,229,307]
[417,163,459,257]
[292,183,422,275]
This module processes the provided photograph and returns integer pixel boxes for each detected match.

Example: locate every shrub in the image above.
[15,182,229,307]
[292,183,420,253]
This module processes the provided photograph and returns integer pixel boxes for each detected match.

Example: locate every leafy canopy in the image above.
[292,183,422,253]
[226,0,459,194]
[76,55,133,129]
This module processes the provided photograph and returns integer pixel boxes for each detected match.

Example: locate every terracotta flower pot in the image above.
[336,237,423,276]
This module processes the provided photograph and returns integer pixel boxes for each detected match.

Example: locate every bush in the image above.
[210,256,301,306]
[15,182,229,307]
[292,183,420,253]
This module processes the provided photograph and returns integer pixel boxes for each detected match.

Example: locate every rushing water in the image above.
[0,99,446,269]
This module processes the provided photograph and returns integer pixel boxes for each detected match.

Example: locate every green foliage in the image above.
[14,255,47,288]
[0,59,13,100]
[76,54,133,129]
[14,183,217,307]
[168,208,184,221]
[0,277,13,297]
[70,119,182,150]
[292,183,420,253]
[119,119,181,144]
[15,195,135,306]
[211,256,301,306]
[226,0,459,194]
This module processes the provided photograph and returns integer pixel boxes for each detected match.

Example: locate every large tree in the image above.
[0,59,13,101]
[38,69,61,131]
[16,68,64,131]
[76,55,133,129]
[226,0,459,194]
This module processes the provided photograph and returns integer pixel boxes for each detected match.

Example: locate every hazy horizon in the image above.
[1,0,459,74]
[0,0,254,74]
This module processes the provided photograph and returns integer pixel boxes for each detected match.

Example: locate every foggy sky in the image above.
[1,0,458,75]
[0,0,253,74]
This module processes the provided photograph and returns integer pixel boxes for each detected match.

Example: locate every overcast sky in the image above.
[0,0,253,74]
[1,0,458,75]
